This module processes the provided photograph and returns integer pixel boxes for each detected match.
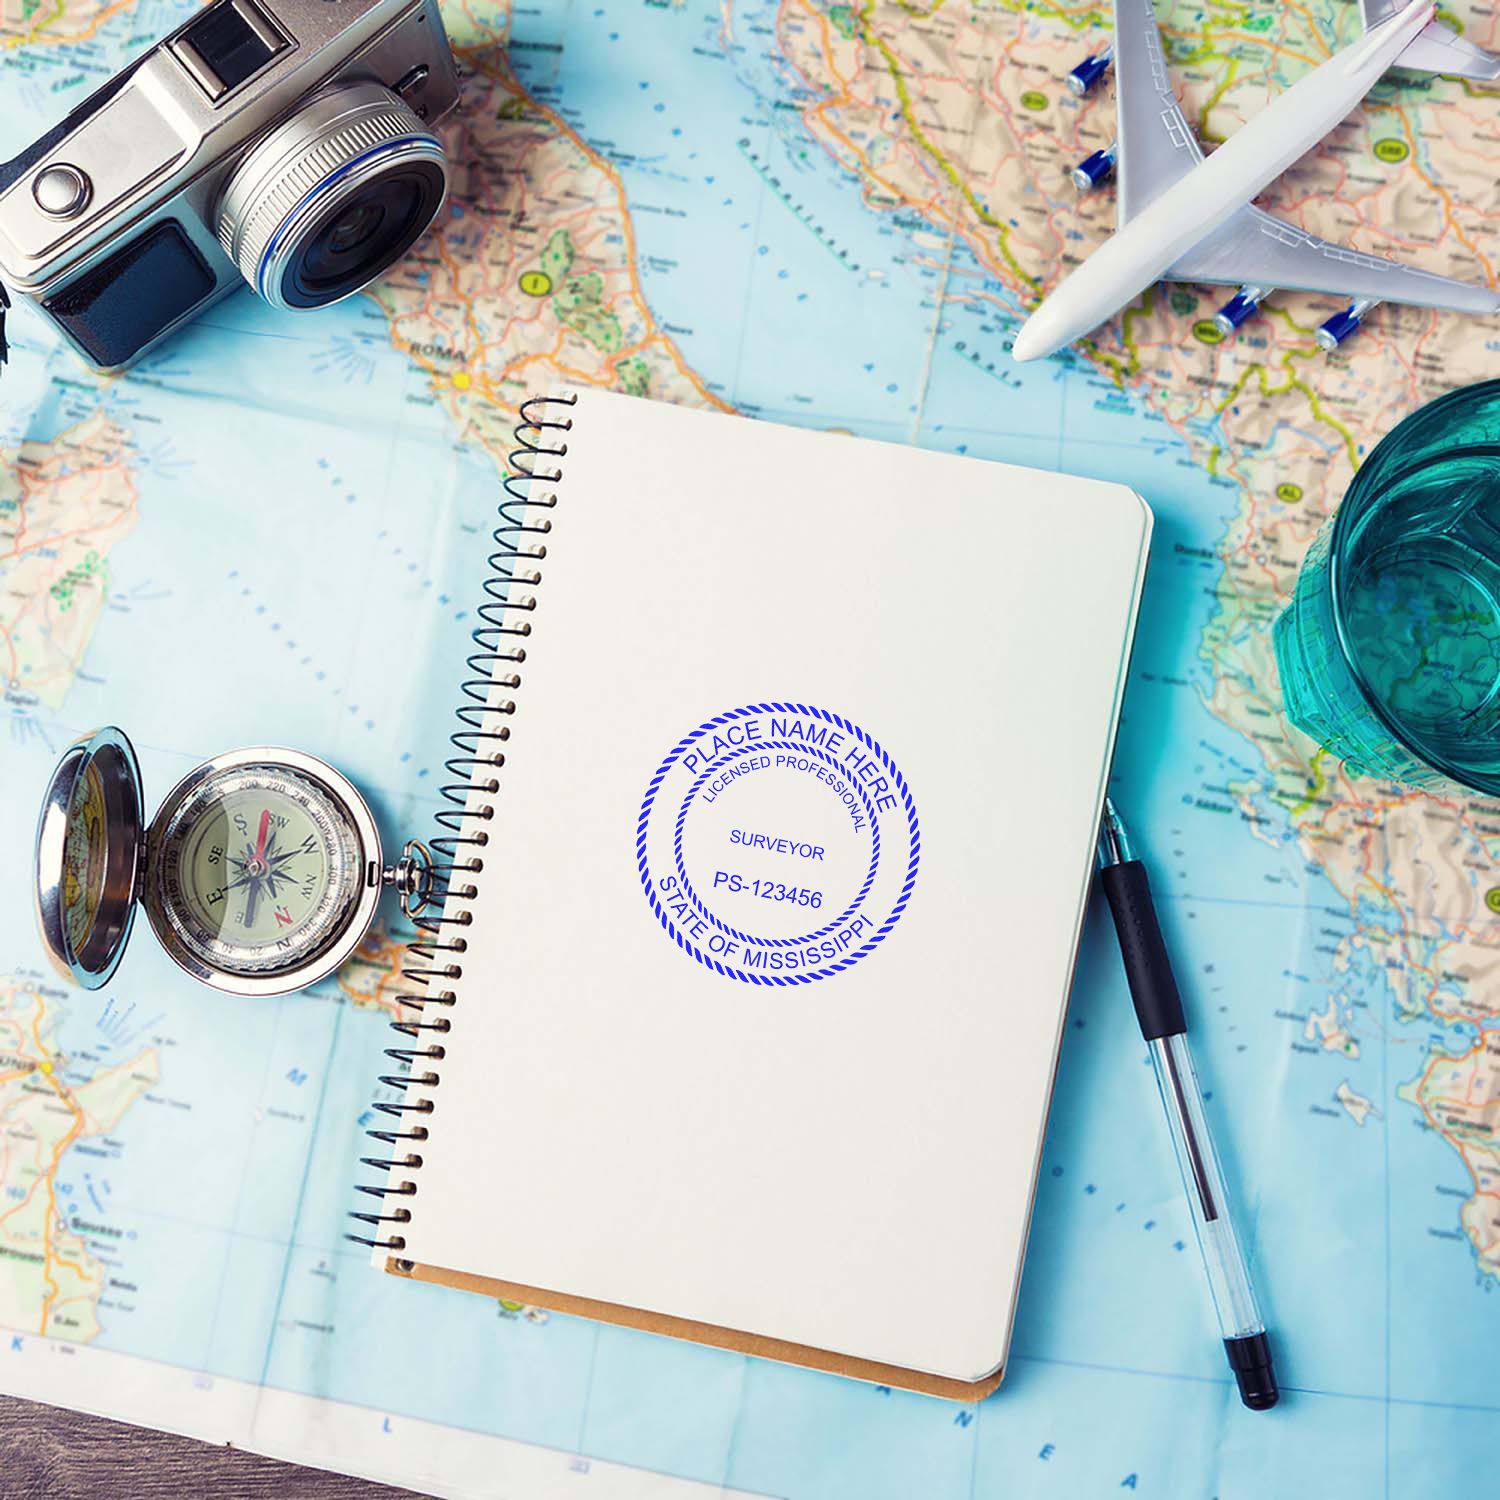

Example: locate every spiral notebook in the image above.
[354,389,1152,1400]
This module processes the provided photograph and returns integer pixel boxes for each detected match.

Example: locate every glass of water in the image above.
[1274,380,1500,796]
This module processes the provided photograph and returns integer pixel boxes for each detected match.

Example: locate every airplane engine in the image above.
[1211,285,1272,337]
[1067,47,1113,96]
[1071,141,1117,192]
[1315,299,1379,350]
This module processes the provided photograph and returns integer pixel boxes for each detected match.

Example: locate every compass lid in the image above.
[34,726,146,990]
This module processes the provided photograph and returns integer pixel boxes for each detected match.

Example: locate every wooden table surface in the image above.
[0,1395,425,1498]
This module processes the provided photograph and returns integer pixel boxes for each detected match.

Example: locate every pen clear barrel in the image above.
[1148,1033,1264,1339]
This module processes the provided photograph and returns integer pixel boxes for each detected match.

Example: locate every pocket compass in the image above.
[35,727,434,996]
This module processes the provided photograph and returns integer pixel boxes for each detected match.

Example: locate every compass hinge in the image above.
[381,840,436,918]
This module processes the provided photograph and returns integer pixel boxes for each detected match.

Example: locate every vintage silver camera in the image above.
[0,0,461,372]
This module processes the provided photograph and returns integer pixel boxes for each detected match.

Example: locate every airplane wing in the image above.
[1361,0,1500,77]
[1106,0,1499,314]
[1395,20,1500,78]
[1111,0,1500,221]
[1112,0,1202,225]
[1167,204,1500,312]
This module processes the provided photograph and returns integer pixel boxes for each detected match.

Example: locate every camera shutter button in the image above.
[33,165,92,219]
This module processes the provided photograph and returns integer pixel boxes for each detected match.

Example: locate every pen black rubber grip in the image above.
[1100,860,1186,1041]
[1225,1331,1279,1411]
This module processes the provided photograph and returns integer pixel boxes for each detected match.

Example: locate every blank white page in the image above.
[398,389,1151,1384]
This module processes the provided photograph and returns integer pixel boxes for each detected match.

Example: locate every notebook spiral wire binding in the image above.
[347,391,578,1264]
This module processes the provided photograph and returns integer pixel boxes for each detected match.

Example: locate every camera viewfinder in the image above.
[174,0,288,101]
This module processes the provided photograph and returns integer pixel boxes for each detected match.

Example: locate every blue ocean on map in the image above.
[2,0,1497,1492]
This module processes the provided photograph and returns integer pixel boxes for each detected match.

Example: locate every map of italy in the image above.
[3,0,1500,1470]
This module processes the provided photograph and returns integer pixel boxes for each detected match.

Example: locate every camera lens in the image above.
[327,201,384,256]
[287,171,436,306]
[217,81,449,312]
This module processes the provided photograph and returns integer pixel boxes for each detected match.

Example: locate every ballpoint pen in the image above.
[1097,797,1280,1411]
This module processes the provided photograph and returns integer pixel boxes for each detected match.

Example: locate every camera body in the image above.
[0,0,461,373]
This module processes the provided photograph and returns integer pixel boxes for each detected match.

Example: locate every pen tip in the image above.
[1097,797,1134,867]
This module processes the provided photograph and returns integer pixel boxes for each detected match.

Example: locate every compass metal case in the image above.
[145,746,384,996]
[34,728,411,998]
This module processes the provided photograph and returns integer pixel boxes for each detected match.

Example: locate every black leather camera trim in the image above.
[43,221,215,368]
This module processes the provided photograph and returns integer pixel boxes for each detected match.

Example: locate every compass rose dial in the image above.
[150,762,367,982]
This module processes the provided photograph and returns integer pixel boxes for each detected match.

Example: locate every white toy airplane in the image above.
[1011,0,1500,362]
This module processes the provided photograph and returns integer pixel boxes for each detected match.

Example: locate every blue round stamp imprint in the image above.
[636,703,920,985]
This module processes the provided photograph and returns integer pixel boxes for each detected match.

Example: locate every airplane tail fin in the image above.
[1361,0,1500,78]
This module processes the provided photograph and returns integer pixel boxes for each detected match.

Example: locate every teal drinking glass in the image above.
[1274,380,1500,796]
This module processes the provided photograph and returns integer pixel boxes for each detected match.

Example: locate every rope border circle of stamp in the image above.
[636,703,921,985]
